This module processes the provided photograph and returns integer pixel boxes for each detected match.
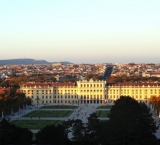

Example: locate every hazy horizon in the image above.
[0,0,160,63]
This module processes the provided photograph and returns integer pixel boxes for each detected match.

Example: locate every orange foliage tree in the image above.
[149,96,160,115]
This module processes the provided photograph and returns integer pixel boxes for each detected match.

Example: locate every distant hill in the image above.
[51,61,73,65]
[0,59,73,65]
[0,59,49,65]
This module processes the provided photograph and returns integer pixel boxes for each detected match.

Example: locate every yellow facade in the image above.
[20,81,160,104]
[107,84,160,102]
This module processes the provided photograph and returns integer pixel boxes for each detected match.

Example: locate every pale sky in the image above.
[0,0,160,63]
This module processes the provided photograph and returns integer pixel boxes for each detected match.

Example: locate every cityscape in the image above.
[0,61,160,144]
[0,0,160,144]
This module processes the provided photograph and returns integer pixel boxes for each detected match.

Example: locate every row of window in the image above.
[54,100,103,104]
[55,90,76,93]
[80,84,103,87]
[110,89,160,92]
[80,90,103,92]
[31,96,52,99]
[42,100,52,104]
[110,89,160,93]
[24,90,52,92]
[109,95,144,99]
[55,96,77,99]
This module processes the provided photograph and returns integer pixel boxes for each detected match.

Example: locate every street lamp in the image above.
[35,97,40,109]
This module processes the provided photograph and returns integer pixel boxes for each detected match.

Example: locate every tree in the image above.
[85,113,101,143]
[62,119,73,138]
[0,118,33,144]
[71,119,85,141]
[149,96,160,115]
[35,124,71,145]
[106,96,158,145]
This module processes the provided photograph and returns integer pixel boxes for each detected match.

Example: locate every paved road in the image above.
[103,65,113,80]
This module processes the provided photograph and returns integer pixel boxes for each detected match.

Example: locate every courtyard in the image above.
[22,110,73,117]
[11,120,62,129]
[96,110,110,117]
[97,105,112,109]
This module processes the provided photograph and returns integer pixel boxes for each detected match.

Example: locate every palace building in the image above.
[20,80,160,105]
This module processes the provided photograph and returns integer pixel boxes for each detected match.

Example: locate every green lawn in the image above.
[11,120,62,129]
[22,110,73,117]
[96,110,110,117]
[97,105,112,109]
[40,105,78,109]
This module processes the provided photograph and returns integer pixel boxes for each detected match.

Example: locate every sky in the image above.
[0,0,160,63]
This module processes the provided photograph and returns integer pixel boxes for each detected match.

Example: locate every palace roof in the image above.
[110,82,159,87]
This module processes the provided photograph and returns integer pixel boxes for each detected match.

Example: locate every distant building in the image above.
[52,62,62,66]
[20,80,160,104]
